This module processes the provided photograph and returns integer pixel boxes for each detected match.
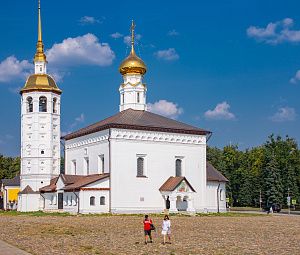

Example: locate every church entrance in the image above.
[160,177,196,214]
[176,196,188,211]
[58,193,63,209]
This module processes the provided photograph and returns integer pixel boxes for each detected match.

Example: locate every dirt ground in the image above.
[0,214,299,255]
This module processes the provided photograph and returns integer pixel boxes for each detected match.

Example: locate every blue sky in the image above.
[0,0,299,156]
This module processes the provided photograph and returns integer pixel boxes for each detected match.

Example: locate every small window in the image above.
[98,155,104,174]
[122,94,124,104]
[137,157,144,177]
[137,92,140,103]
[72,160,77,175]
[39,96,47,112]
[41,150,45,155]
[53,98,57,113]
[220,189,224,201]
[90,196,95,206]
[100,196,105,205]
[27,97,33,112]
[84,157,89,175]
[175,159,182,177]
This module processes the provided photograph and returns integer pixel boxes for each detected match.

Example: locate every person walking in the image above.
[143,215,153,244]
[161,215,171,245]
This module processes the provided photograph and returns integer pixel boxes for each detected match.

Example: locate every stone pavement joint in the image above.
[0,239,31,255]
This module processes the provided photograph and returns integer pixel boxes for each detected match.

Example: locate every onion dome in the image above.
[119,21,147,75]
[20,74,61,94]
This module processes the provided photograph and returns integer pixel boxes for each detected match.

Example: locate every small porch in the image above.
[159,177,196,213]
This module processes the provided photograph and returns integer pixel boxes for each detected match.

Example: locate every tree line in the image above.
[0,155,20,180]
[1,134,300,208]
[207,135,300,208]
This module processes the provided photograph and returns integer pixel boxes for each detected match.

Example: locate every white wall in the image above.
[206,182,227,212]
[110,128,207,213]
[18,193,40,212]
[65,130,110,175]
[79,178,110,214]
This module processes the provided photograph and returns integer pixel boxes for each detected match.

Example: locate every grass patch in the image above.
[0,210,72,217]
[230,207,262,212]
[0,210,267,218]
[196,212,268,217]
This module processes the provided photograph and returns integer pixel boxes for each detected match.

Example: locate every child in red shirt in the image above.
[143,215,153,244]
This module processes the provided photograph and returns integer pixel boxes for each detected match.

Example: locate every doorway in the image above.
[176,196,188,211]
[58,193,63,209]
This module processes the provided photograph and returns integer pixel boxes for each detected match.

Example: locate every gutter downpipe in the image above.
[108,128,112,213]
[73,191,79,214]
[217,183,220,213]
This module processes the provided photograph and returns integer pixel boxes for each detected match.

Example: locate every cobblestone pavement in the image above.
[0,214,299,255]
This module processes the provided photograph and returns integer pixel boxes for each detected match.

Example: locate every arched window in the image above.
[90,196,95,206]
[175,159,182,177]
[137,157,144,177]
[39,96,47,112]
[53,98,57,113]
[27,97,33,112]
[220,189,224,201]
[137,92,140,103]
[100,196,105,205]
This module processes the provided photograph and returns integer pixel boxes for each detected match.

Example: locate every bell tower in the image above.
[18,0,62,212]
[119,21,147,111]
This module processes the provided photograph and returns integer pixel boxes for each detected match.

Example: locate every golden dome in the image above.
[20,74,62,94]
[119,48,147,75]
[119,20,147,75]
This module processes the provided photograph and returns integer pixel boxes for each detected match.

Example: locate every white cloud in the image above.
[167,29,179,36]
[46,33,115,67]
[290,70,300,84]
[62,113,85,136]
[204,102,236,120]
[0,56,33,83]
[123,34,142,46]
[111,32,123,39]
[247,18,300,44]
[154,48,179,61]
[270,107,296,122]
[147,100,183,119]
[79,16,101,25]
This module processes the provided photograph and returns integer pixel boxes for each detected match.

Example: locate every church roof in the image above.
[19,185,39,194]
[206,162,228,182]
[40,174,110,193]
[1,175,20,187]
[63,174,110,191]
[39,177,58,192]
[159,177,196,192]
[63,109,210,140]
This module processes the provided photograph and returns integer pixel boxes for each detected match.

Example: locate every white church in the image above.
[17,1,228,214]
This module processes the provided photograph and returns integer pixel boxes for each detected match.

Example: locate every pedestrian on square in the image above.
[161,215,171,245]
[143,215,153,244]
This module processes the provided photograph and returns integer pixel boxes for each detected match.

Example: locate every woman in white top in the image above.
[161,215,171,244]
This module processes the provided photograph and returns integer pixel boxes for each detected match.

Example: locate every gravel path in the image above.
[0,214,299,255]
